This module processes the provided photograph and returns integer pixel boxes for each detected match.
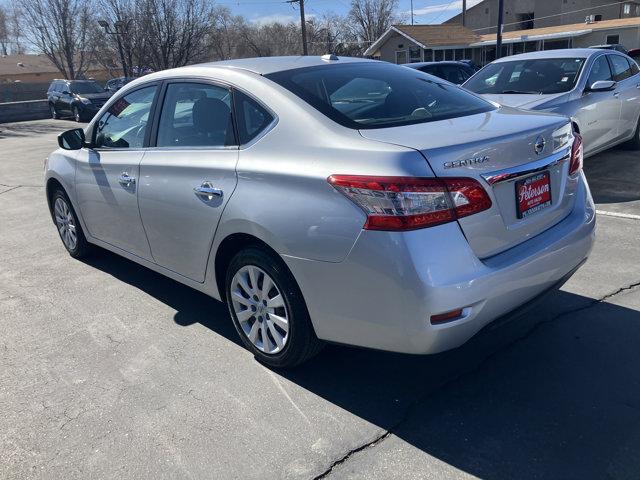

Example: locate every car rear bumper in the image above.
[283,172,596,354]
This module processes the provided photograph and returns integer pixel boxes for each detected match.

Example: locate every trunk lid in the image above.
[359,107,576,258]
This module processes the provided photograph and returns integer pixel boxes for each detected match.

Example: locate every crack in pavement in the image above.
[311,280,640,480]
[0,183,44,189]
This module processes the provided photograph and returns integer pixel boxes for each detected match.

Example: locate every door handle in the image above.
[636,83,640,89]
[194,182,223,199]
[118,173,135,186]
[613,91,620,97]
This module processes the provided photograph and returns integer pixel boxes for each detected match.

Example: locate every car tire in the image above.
[225,247,324,368]
[73,106,82,123]
[625,116,640,150]
[50,104,59,120]
[51,188,92,258]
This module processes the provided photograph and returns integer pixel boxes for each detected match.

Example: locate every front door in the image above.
[138,81,239,282]
[75,84,159,259]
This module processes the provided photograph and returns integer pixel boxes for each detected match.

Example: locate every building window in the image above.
[543,39,570,50]
[423,49,434,61]
[606,34,620,44]
[623,3,631,15]
[517,12,534,30]
[445,49,454,60]
[454,48,464,60]
[409,47,422,63]
[434,50,444,61]
[594,14,603,21]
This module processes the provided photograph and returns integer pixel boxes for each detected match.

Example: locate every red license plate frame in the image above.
[516,171,552,219]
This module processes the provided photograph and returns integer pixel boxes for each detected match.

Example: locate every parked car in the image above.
[47,79,112,122]
[46,56,595,367]
[403,60,475,84]
[628,48,640,64]
[463,49,640,157]
[104,76,135,94]
[589,44,628,54]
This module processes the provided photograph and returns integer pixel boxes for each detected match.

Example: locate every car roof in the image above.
[190,55,377,75]
[492,48,603,63]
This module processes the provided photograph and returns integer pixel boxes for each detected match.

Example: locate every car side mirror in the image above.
[587,80,616,92]
[58,128,86,150]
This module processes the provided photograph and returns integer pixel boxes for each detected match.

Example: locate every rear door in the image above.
[608,54,640,140]
[577,54,621,154]
[138,80,239,282]
[75,83,159,259]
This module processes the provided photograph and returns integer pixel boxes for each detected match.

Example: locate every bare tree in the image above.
[141,0,213,70]
[0,4,25,55]
[348,0,399,45]
[21,0,95,78]
[0,6,8,55]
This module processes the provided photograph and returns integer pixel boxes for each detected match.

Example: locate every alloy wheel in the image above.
[73,107,80,122]
[54,197,77,251]
[230,265,289,354]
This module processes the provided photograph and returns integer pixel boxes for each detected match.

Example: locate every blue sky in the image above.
[218,0,481,26]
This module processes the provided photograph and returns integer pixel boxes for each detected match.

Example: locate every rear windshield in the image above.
[70,82,103,94]
[464,57,586,95]
[266,62,494,129]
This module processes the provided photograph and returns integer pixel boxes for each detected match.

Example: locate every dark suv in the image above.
[47,80,112,122]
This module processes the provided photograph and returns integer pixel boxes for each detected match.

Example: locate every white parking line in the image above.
[596,210,640,221]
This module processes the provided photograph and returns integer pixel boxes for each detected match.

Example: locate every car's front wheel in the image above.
[51,189,91,258]
[50,104,59,119]
[72,106,82,123]
[225,247,323,368]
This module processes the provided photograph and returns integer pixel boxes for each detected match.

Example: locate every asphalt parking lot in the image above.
[1,119,640,479]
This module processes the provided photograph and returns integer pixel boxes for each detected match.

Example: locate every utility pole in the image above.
[288,0,308,55]
[462,0,466,27]
[411,0,414,25]
[496,0,504,59]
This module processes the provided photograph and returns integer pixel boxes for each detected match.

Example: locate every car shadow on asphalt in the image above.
[584,146,640,205]
[82,248,640,478]
[80,248,242,347]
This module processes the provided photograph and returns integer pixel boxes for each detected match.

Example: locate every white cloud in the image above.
[411,0,483,19]
[250,12,316,26]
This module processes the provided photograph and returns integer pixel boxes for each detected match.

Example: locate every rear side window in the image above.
[94,85,157,149]
[233,90,274,145]
[608,55,633,81]
[266,63,494,129]
[156,82,234,147]
[588,55,614,85]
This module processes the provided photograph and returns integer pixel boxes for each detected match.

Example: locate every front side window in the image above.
[94,85,157,149]
[266,63,494,129]
[587,55,613,86]
[233,90,274,145]
[608,55,633,81]
[156,82,234,147]
[464,57,586,94]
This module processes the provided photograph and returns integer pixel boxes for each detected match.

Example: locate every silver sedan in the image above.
[45,56,595,367]
[463,48,640,157]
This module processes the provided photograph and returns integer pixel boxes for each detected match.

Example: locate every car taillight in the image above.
[327,175,492,231]
[569,133,583,175]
